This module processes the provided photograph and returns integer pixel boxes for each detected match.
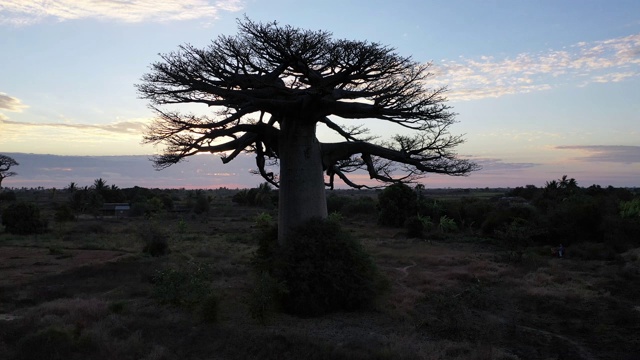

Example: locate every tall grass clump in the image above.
[253,218,386,317]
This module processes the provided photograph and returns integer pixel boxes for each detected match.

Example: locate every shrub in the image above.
[602,215,640,252]
[327,195,377,217]
[546,195,603,244]
[405,215,424,238]
[193,193,210,214]
[254,212,274,229]
[481,202,537,236]
[327,211,343,223]
[377,183,417,227]
[343,196,377,215]
[417,198,444,220]
[139,223,170,256]
[248,271,288,324]
[255,218,386,317]
[152,261,214,309]
[0,190,16,201]
[232,183,276,207]
[438,215,458,233]
[326,194,349,213]
[54,204,75,222]
[2,201,48,234]
[493,219,534,263]
[620,198,640,219]
[129,202,149,217]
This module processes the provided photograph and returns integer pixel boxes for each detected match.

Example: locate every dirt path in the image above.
[394,260,417,280]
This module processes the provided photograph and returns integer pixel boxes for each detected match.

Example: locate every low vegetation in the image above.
[0,177,638,359]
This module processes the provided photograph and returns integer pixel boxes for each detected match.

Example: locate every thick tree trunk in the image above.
[278,118,328,244]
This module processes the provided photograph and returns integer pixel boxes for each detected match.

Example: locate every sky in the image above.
[1,0,639,189]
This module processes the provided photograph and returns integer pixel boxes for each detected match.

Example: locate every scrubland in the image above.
[0,183,638,359]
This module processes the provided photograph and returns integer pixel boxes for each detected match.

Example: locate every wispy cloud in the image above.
[556,145,640,164]
[432,34,640,100]
[1,119,148,135]
[0,93,27,112]
[470,158,540,172]
[0,0,244,25]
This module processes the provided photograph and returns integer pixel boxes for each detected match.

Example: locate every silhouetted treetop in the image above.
[138,17,479,241]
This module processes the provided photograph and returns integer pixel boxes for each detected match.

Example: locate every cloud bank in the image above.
[0,93,27,112]
[1,119,148,135]
[0,0,244,25]
[432,34,640,100]
[556,145,640,164]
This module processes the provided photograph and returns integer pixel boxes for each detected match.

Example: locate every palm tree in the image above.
[66,182,78,193]
[93,178,107,192]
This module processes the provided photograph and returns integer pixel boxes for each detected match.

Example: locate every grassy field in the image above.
[0,189,639,359]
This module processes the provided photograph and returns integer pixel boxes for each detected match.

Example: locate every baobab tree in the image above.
[0,154,19,189]
[138,18,479,242]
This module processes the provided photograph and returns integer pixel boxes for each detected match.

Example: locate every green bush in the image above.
[254,212,274,229]
[2,201,48,234]
[327,211,343,223]
[255,218,386,317]
[620,198,640,219]
[438,215,458,233]
[377,183,417,227]
[152,261,215,310]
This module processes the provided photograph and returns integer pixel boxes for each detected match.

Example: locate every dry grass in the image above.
[1,193,639,359]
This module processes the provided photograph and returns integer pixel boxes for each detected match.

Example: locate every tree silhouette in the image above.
[138,18,479,241]
[93,178,107,193]
[66,182,78,193]
[0,154,19,189]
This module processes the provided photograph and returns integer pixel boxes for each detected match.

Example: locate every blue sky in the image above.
[1,0,639,189]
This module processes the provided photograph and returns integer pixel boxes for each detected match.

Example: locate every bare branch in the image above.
[138,17,478,188]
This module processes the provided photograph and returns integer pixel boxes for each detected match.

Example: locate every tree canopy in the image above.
[138,17,478,189]
[0,154,19,189]
[139,18,479,241]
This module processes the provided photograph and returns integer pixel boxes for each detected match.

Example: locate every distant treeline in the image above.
[1,176,639,258]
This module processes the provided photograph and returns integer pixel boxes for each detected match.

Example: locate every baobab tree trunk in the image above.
[278,118,328,244]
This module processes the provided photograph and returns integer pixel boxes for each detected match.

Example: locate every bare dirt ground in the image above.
[0,246,129,287]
